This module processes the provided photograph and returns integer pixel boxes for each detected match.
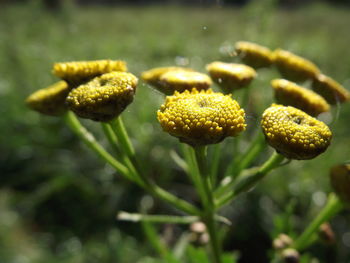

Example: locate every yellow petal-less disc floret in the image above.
[66,72,137,122]
[53,60,127,85]
[273,49,320,82]
[26,80,70,116]
[159,71,212,94]
[330,164,350,204]
[312,74,350,105]
[261,104,332,160]
[206,62,257,93]
[157,88,246,146]
[141,66,193,91]
[271,79,330,116]
[235,41,274,68]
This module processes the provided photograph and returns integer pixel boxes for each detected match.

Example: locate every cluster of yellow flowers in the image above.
[26,41,349,160]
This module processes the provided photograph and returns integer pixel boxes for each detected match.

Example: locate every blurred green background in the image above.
[1,0,350,262]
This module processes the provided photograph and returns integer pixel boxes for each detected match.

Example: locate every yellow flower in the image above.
[206,62,256,93]
[66,72,137,122]
[312,74,350,105]
[271,79,330,116]
[157,88,246,146]
[273,49,320,82]
[159,71,212,94]
[235,41,274,68]
[261,104,332,160]
[330,164,350,203]
[141,66,193,91]
[53,60,127,85]
[26,80,70,116]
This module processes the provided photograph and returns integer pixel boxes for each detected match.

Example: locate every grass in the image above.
[1,1,350,262]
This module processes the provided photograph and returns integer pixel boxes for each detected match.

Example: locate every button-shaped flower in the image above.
[312,74,350,105]
[66,72,137,122]
[271,79,330,116]
[206,62,256,93]
[157,88,246,146]
[235,41,274,68]
[261,104,332,160]
[273,49,320,82]
[26,80,70,116]
[330,164,350,204]
[53,60,127,85]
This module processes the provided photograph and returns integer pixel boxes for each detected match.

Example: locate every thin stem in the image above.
[109,116,135,158]
[210,144,222,187]
[117,211,199,224]
[293,193,343,251]
[215,132,265,197]
[194,146,222,263]
[63,111,131,179]
[216,152,285,208]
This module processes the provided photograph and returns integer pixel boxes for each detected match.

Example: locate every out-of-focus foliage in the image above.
[1,1,350,262]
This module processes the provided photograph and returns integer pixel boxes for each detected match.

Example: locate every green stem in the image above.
[215,132,265,197]
[117,211,199,224]
[293,193,343,251]
[210,144,222,187]
[109,116,135,158]
[216,152,285,208]
[63,111,130,179]
[194,146,222,263]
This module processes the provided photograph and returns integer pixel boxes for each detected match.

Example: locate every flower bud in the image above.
[235,41,274,68]
[157,88,246,146]
[271,79,330,116]
[273,49,320,82]
[318,222,335,245]
[261,104,332,160]
[66,72,137,122]
[273,234,293,250]
[53,60,127,85]
[330,164,350,203]
[312,74,350,105]
[281,248,299,263]
[206,61,256,93]
[26,80,70,116]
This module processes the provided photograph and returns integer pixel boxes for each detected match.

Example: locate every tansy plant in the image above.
[26,42,350,263]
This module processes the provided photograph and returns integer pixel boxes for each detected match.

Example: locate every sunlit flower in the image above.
[235,41,274,68]
[206,61,256,92]
[330,164,350,203]
[141,66,193,91]
[159,71,212,94]
[26,80,70,116]
[261,104,332,160]
[66,72,137,122]
[312,74,350,105]
[271,79,330,116]
[273,49,320,82]
[53,60,127,85]
[157,88,246,146]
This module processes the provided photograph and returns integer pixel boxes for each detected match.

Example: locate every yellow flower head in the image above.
[312,74,350,105]
[261,104,332,160]
[26,80,70,116]
[273,49,320,82]
[66,72,138,122]
[235,41,274,68]
[271,79,330,116]
[330,164,350,203]
[53,60,127,85]
[141,66,193,91]
[157,88,246,146]
[159,71,212,94]
[206,62,257,93]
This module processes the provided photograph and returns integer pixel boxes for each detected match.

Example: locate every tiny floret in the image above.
[159,71,212,94]
[273,49,320,82]
[66,72,137,122]
[235,41,274,68]
[141,66,193,92]
[206,61,256,93]
[312,74,350,105]
[261,104,332,160]
[157,88,246,146]
[53,60,127,85]
[271,79,330,116]
[26,80,70,116]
